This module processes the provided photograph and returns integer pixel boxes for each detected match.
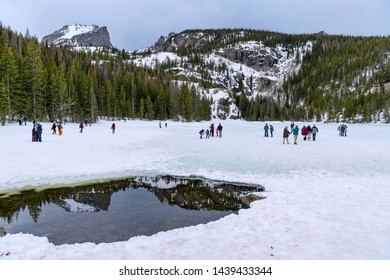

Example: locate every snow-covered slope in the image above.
[42,24,113,48]
[131,38,311,119]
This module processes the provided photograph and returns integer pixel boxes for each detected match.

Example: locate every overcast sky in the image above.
[1,0,389,50]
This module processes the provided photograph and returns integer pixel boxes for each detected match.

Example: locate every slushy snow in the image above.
[0,120,389,259]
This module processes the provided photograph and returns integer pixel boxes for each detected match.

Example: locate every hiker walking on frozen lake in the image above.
[111,123,116,134]
[36,122,43,142]
[283,126,290,144]
[79,121,84,133]
[301,125,308,141]
[312,125,319,141]
[58,123,63,136]
[217,123,223,138]
[292,125,299,145]
[51,122,57,134]
[210,123,215,137]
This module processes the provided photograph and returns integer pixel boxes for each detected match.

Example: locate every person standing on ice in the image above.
[210,123,215,137]
[205,129,210,138]
[312,125,319,141]
[79,121,84,133]
[111,123,116,134]
[301,125,308,141]
[264,123,269,137]
[36,122,43,142]
[270,124,274,137]
[283,126,290,144]
[32,121,38,142]
[51,122,57,134]
[217,123,223,138]
[58,123,63,136]
[292,125,299,145]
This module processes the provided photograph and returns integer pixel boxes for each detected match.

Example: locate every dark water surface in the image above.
[0,176,263,245]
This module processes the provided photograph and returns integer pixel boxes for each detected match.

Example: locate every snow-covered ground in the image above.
[0,120,389,260]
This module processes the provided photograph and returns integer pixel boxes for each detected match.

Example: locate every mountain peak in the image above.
[43,24,113,48]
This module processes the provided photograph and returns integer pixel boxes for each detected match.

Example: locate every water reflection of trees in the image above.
[0,176,263,223]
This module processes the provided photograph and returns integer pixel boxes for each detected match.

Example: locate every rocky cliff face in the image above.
[43,24,113,48]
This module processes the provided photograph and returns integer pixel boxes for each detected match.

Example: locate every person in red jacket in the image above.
[79,121,84,133]
[301,126,308,141]
[111,123,116,134]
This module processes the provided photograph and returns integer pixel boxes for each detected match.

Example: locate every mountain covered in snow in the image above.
[42,24,113,48]
[132,29,311,120]
[132,29,390,122]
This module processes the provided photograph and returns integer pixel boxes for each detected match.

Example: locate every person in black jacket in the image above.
[217,123,223,138]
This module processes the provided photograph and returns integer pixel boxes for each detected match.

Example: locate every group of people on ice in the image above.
[263,123,275,137]
[337,124,348,136]
[199,123,223,139]
[51,122,63,135]
[282,122,319,144]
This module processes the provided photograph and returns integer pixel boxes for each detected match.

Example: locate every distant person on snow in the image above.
[51,122,57,134]
[58,123,63,136]
[292,125,299,145]
[111,123,116,134]
[283,126,291,144]
[32,121,38,142]
[307,125,312,141]
[210,123,215,137]
[217,123,223,138]
[312,125,319,141]
[301,126,308,141]
[36,122,43,142]
[264,123,269,137]
[205,129,210,138]
[199,129,205,139]
[270,124,274,137]
[79,121,84,133]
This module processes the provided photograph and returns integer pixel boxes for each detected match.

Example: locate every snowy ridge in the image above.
[131,40,311,119]
[42,24,113,48]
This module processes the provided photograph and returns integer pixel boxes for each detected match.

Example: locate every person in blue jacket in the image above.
[292,125,299,145]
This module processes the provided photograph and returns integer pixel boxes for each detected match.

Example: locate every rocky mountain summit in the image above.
[42,24,113,48]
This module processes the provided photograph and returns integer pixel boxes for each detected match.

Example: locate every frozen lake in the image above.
[0,120,389,259]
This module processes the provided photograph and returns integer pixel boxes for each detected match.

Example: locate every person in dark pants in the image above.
[217,123,223,138]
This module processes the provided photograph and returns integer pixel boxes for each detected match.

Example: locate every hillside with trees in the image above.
[1,25,389,125]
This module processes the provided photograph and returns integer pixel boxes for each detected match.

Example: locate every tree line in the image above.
[0,25,211,125]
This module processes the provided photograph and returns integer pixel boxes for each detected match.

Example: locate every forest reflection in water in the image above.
[0,175,264,245]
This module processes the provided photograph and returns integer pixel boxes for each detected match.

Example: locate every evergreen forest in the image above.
[1,25,390,125]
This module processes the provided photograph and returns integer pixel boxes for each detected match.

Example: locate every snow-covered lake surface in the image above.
[0,120,389,259]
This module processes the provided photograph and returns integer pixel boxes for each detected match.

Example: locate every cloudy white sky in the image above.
[1,0,389,51]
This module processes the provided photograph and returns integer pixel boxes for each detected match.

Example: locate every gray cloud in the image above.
[1,0,389,50]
